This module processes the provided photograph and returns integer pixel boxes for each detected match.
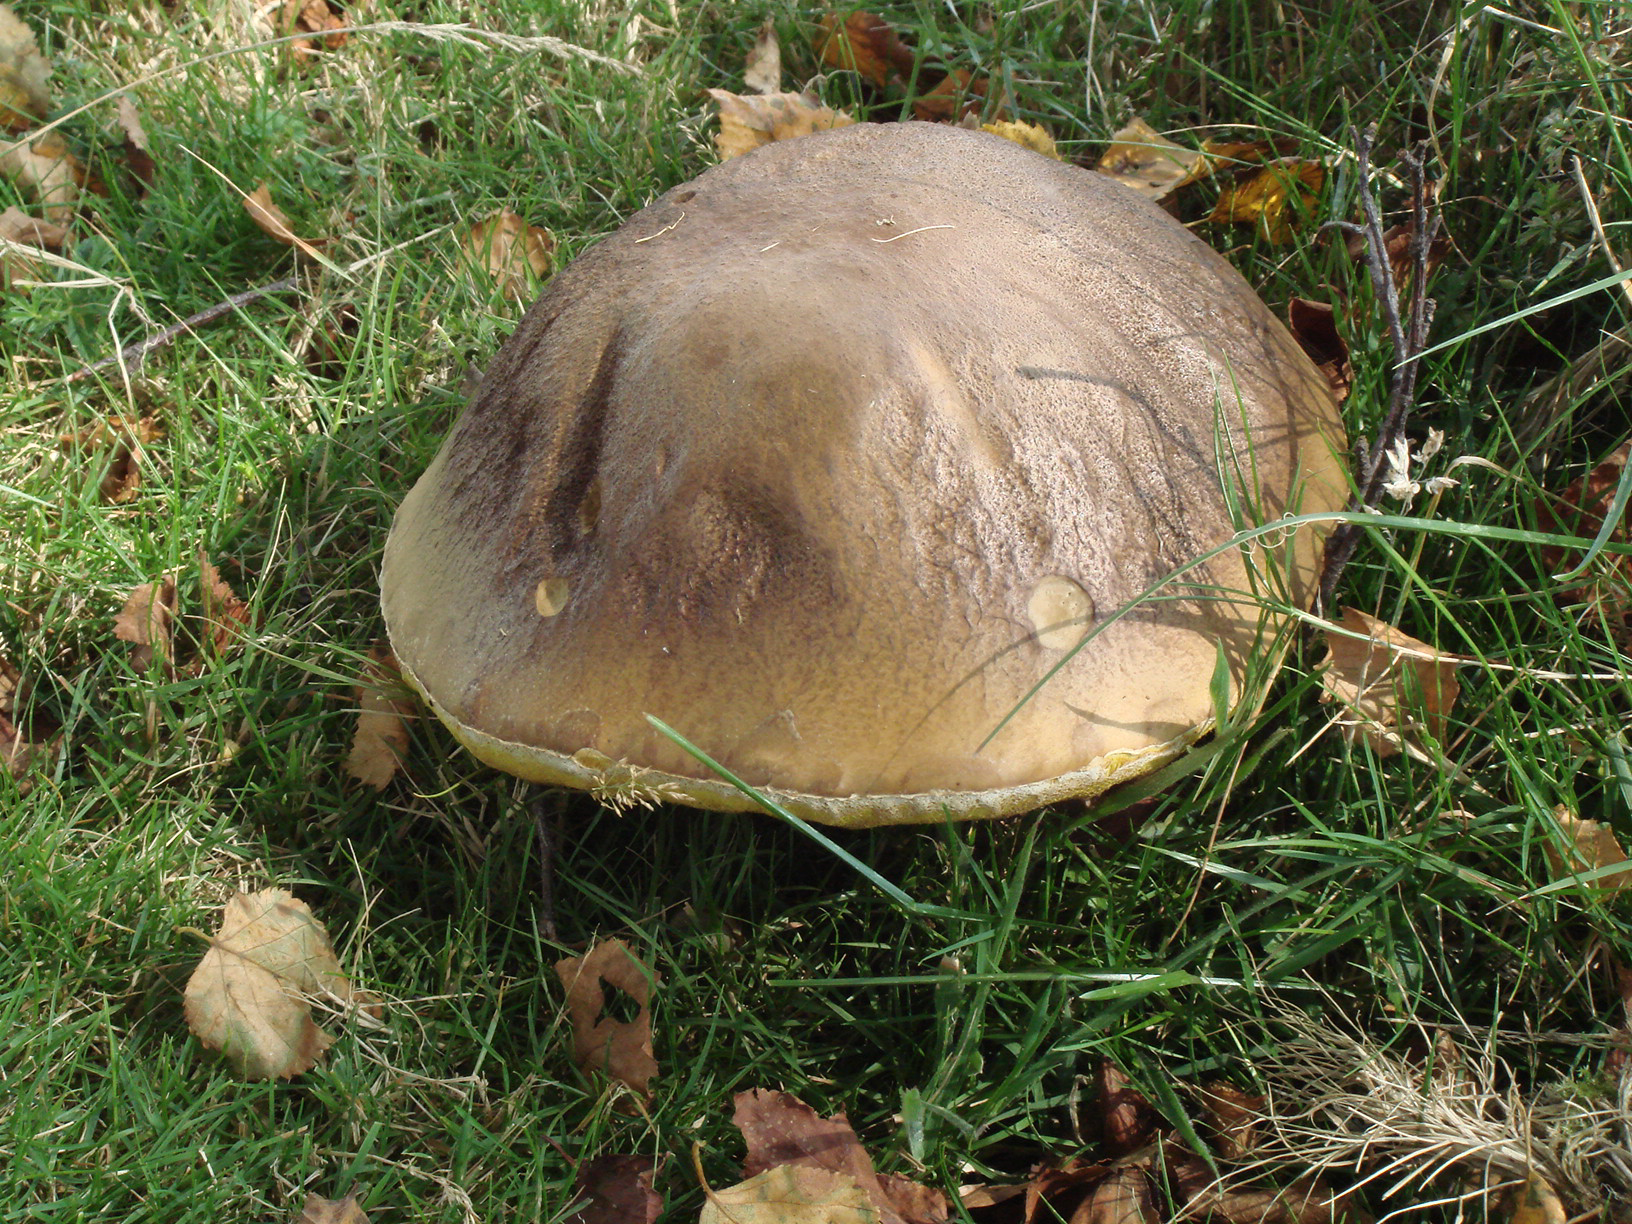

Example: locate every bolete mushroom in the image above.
[381,122,1348,827]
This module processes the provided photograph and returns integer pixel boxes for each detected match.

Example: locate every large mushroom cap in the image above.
[382,122,1348,827]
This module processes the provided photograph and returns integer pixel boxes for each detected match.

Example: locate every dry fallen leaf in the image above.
[199,556,251,657]
[244,182,328,260]
[115,575,178,676]
[910,69,998,123]
[1546,805,1632,892]
[462,210,555,303]
[299,1192,370,1224]
[115,95,155,191]
[1095,119,1203,202]
[279,0,349,64]
[1076,1168,1155,1224]
[815,12,915,89]
[183,888,366,1079]
[1286,298,1352,403]
[554,938,659,1098]
[1320,607,1460,758]
[981,120,1059,160]
[567,1154,664,1224]
[744,19,782,94]
[1193,1081,1263,1161]
[0,128,84,222]
[734,1089,948,1224]
[59,411,162,503]
[1535,441,1632,644]
[345,645,415,789]
[708,89,856,161]
[1097,1060,1159,1156]
[0,2,50,129]
[701,1166,878,1224]
[1,202,68,288]
[1209,159,1325,244]
[0,652,49,793]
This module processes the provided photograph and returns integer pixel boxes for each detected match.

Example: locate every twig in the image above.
[1314,128,1442,614]
[66,276,300,384]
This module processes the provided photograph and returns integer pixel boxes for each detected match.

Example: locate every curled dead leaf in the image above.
[59,411,161,503]
[115,575,177,676]
[115,95,155,191]
[1095,119,1203,202]
[567,1154,664,1224]
[1535,441,1632,644]
[1097,1060,1159,1156]
[299,1192,370,1224]
[244,182,328,260]
[199,555,251,657]
[345,645,415,789]
[462,210,555,303]
[0,3,50,129]
[1075,1168,1155,1224]
[1192,1080,1264,1161]
[1209,159,1325,244]
[280,0,349,64]
[1319,608,1459,759]
[183,888,370,1079]
[744,20,782,94]
[815,12,915,89]
[1286,298,1352,403]
[708,89,855,161]
[910,69,998,123]
[0,202,66,287]
[1,128,84,222]
[554,939,659,1098]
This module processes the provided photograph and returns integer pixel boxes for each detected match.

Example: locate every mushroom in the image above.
[381,122,1348,827]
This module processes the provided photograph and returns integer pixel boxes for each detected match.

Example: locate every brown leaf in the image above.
[1319,608,1460,758]
[59,411,161,503]
[815,12,915,89]
[910,69,998,123]
[0,655,49,793]
[244,182,328,260]
[183,888,366,1079]
[1095,119,1203,202]
[199,556,251,657]
[554,939,659,1098]
[1098,1060,1158,1156]
[1192,1081,1263,1161]
[114,575,177,676]
[298,1192,369,1224]
[1546,804,1632,891]
[280,0,349,64]
[957,1185,1027,1211]
[115,95,155,191]
[1024,1157,1114,1224]
[1535,441,1632,641]
[1345,217,1452,296]
[744,20,782,94]
[709,89,856,161]
[462,210,555,303]
[701,1165,877,1224]
[567,1154,664,1224]
[1177,1171,1355,1224]
[1069,1169,1155,1224]
[1286,298,1351,403]
[0,202,67,287]
[0,2,51,130]
[0,128,84,221]
[1209,159,1325,244]
[345,645,415,789]
[733,1090,948,1224]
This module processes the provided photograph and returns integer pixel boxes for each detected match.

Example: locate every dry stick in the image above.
[1314,128,1443,614]
[66,276,300,384]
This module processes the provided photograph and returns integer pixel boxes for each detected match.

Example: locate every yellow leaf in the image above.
[1209,158,1325,244]
[555,939,660,1098]
[0,129,82,222]
[701,1167,879,1224]
[1319,608,1459,758]
[182,888,367,1079]
[981,121,1059,160]
[462,210,555,303]
[1095,118,1202,201]
[707,89,855,161]
[1547,805,1632,891]
[1501,1170,1566,1224]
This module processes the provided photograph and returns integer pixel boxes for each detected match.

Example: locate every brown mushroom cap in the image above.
[381,122,1348,827]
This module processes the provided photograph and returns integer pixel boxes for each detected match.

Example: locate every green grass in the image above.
[3,0,1631,1219]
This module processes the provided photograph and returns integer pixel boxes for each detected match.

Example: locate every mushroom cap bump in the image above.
[381,122,1348,827]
